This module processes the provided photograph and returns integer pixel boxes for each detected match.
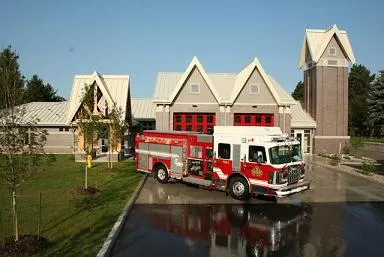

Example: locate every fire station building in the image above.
[152,56,316,154]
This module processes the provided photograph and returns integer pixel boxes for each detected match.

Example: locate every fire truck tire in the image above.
[229,177,250,200]
[155,165,169,184]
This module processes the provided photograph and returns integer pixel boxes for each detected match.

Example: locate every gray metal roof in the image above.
[20,101,69,126]
[131,98,156,119]
[299,24,356,69]
[291,101,316,129]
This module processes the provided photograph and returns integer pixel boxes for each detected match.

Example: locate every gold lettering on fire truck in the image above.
[251,166,263,177]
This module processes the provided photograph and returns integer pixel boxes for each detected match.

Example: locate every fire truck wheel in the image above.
[155,165,169,184]
[229,177,249,200]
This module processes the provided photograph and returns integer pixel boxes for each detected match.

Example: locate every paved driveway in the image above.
[111,161,384,257]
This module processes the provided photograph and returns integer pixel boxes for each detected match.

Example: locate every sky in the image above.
[1,0,383,100]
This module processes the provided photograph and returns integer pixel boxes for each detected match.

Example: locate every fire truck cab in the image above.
[135,126,309,200]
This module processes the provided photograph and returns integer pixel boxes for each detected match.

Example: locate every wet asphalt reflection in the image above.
[111,162,384,257]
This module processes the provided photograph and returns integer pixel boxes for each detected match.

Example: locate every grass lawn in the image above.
[0,155,142,257]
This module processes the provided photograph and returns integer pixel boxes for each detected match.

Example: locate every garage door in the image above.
[173,113,215,133]
[233,113,274,126]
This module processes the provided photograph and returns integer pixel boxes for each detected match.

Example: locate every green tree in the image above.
[348,64,375,136]
[0,46,24,109]
[76,84,104,189]
[0,66,48,241]
[367,70,384,137]
[291,81,304,105]
[107,106,128,169]
[23,75,65,102]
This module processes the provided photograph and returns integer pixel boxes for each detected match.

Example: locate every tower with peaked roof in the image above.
[299,25,355,153]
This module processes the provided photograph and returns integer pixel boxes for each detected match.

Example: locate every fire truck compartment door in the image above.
[232,144,241,172]
[138,142,149,170]
[171,145,183,176]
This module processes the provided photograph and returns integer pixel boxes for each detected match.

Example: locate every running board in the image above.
[182,177,212,187]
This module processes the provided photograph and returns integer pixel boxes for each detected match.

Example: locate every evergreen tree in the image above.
[24,75,65,102]
[367,70,384,137]
[348,64,375,136]
[0,46,24,109]
[291,81,304,105]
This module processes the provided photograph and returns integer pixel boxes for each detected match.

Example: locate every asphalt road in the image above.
[111,161,384,257]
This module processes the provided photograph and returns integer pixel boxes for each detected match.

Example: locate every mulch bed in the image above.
[0,235,49,257]
[70,186,100,196]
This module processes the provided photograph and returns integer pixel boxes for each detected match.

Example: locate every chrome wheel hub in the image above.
[233,181,245,196]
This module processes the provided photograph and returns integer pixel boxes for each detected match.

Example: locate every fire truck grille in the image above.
[287,166,301,185]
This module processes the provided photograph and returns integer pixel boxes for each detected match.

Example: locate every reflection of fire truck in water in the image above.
[139,202,310,257]
[135,126,310,200]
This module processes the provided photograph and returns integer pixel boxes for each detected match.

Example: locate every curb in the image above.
[96,173,148,257]
[312,157,384,186]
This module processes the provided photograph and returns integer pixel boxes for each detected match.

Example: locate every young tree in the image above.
[367,70,384,137]
[348,64,375,136]
[76,84,103,189]
[291,81,304,105]
[23,75,65,102]
[108,106,128,169]
[0,63,47,241]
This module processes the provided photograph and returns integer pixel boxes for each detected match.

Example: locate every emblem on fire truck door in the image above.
[251,166,263,177]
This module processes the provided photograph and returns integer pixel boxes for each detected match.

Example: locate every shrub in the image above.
[329,154,341,166]
[361,160,375,174]
[350,137,365,148]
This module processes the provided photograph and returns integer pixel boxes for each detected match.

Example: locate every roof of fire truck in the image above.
[213,126,297,145]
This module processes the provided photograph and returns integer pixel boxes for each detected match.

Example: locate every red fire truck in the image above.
[135,126,310,200]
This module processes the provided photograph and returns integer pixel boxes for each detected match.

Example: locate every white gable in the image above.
[66,71,130,124]
[299,24,356,69]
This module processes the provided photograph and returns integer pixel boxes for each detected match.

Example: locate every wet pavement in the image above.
[111,160,384,257]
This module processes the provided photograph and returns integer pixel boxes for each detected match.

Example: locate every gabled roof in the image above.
[155,57,222,104]
[154,57,295,106]
[131,98,156,119]
[299,24,356,69]
[229,58,292,105]
[291,101,316,129]
[65,71,130,124]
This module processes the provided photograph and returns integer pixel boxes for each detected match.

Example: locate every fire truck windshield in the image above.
[269,144,302,164]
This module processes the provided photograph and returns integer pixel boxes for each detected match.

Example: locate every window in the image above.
[249,84,260,94]
[65,127,70,132]
[255,115,262,124]
[328,60,338,66]
[233,113,274,126]
[218,143,230,159]
[249,146,267,163]
[190,83,200,94]
[59,127,63,132]
[173,113,215,133]
[265,116,272,125]
[329,47,336,56]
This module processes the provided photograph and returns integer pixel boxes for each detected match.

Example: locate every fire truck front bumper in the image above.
[274,181,310,197]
